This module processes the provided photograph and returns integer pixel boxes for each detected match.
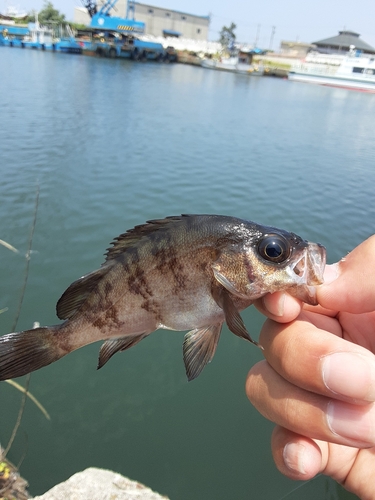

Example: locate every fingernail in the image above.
[321,352,375,402]
[322,263,340,285]
[326,401,375,444]
[283,443,307,474]
[275,293,286,317]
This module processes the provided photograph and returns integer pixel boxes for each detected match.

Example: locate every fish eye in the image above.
[258,235,291,264]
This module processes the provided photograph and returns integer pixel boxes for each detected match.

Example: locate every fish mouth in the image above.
[292,242,326,284]
[288,242,326,305]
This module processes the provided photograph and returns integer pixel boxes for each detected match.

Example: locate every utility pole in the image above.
[269,25,276,50]
[254,24,260,48]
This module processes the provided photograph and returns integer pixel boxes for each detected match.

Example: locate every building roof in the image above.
[135,2,210,20]
[313,30,375,53]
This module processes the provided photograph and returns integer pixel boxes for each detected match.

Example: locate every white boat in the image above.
[201,51,264,76]
[288,50,375,92]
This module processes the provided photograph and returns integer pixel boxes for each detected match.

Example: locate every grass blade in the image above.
[4,380,50,421]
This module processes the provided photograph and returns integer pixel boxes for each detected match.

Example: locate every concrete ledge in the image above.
[33,467,169,500]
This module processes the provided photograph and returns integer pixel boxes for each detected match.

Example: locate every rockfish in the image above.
[0,215,326,382]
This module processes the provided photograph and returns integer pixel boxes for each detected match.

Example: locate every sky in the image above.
[3,0,375,50]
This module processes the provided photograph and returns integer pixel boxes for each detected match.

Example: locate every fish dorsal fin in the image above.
[97,335,146,369]
[56,267,108,320]
[183,324,222,381]
[104,216,186,262]
[220,288,260,348]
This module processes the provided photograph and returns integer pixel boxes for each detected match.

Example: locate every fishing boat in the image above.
[201,49,264,76]
[288,49,375,92]
[0,20,82,53]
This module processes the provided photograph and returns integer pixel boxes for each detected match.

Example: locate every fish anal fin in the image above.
[97,335,145,370]
[56,267,108,320]
[183,324,222,382]
[221,289,261,348]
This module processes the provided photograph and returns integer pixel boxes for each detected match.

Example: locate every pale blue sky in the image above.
[3,0,375,49]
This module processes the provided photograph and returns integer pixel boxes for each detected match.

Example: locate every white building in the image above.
[74,1,210,41]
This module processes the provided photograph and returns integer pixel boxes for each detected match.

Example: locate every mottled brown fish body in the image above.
[0,215,326,381]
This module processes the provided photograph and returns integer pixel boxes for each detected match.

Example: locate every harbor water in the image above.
[1,47,374,499]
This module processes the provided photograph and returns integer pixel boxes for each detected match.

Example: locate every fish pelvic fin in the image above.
[221,289,261,348]
[0,326,63,381]
[183,324,222,382]
[97,335,146,370]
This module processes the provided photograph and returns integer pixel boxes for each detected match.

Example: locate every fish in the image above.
[0,215,326,382]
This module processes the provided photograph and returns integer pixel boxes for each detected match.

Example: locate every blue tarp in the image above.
[162,29,181,37]
[0,24,29,35]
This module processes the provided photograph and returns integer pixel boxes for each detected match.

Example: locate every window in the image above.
[148,8,153,13]
[165,12,171,17]
[197,28,201,34]
[181,15,186,20]
[352,67,364,73]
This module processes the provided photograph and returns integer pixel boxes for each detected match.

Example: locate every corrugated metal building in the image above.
[74,1,210,41]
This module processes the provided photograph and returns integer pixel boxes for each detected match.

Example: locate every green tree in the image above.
[219,22,236,49]
[38,1,66,25]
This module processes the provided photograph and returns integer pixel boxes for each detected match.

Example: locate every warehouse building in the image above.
[74,1,210,41]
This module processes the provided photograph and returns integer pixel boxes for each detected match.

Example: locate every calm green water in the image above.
[1,48,374,499]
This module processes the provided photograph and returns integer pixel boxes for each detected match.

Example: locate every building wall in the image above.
[280,40,316,58]
[74,7,91,25]
[74,1,209,40]
[133,3,209,40]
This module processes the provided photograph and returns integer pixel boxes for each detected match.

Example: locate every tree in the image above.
[219,22,237,50]
[38,1,66,25]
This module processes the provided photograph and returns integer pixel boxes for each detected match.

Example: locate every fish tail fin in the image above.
[0,326,65,381]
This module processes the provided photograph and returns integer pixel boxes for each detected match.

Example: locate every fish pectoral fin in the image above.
[97,335,145,370]
[221,289,260,347]
[183,324,222,382]
[212,253,249,299]
[212,266,240,296]
[56,267,108,320]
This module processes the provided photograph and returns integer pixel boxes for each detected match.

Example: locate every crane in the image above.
[81,1,97,18]
[80,0,145,33]
[79,0,170,62]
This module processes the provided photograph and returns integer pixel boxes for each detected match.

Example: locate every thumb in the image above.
[317,235,375,314]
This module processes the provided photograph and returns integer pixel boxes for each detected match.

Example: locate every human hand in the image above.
[247,235,375,499]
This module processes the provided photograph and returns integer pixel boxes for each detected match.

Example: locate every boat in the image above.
[288,49,375,92]
[201,50,264,76]
[0,20,82,53]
